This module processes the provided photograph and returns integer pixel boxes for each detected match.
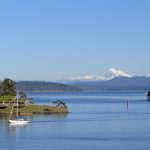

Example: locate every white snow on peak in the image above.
[103,68,132,80]
[69,75,106,81]
[67,68,132,82]
[69,75,95,80]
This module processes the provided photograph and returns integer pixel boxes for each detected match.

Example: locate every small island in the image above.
[0,79,69,115]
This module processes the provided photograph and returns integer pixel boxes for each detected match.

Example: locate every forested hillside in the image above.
[70,77,150,91]
[17,81,81,92]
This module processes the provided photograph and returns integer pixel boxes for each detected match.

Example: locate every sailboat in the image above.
[9,92,30,124]
[146,91,150,100]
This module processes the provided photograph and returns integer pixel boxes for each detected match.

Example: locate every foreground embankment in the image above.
[0,105,69,115]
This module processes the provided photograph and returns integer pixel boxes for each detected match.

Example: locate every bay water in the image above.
[0,92,150,150]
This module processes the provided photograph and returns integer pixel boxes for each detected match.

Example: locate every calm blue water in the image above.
[0,91,150,150]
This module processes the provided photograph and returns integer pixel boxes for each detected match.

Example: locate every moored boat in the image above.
[8,92,30,125]
[146,91,150,100]
[9,119,30,124]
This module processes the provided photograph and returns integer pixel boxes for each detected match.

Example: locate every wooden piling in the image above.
[126,99,129,109]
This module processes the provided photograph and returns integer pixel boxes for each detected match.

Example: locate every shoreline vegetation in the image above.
[17,81,82,92]
[0,79,69,115]
[0,105,69,115]
[17,78,150,92]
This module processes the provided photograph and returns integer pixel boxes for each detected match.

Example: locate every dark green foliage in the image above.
[0,95,14,103]
[18,91,26,100]
[17,81,82,92]
[28,98,34,104]
[0,79,16,96]
[52,100,67,108]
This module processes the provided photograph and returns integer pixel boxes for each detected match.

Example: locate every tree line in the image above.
[0,79,26,100]
[16,81,81,92]
[0,78,16,96]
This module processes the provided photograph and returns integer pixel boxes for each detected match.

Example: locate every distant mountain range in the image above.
[70,76,150,91]
[63,68,132,82]
[16,68,150,92]
[65,68,150,91]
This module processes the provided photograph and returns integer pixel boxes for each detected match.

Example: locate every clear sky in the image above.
[0,0,150,81]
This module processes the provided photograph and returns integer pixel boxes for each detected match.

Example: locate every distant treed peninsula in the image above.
[14,77,150,92]
[70,77,150,91]
[16,81,81,92]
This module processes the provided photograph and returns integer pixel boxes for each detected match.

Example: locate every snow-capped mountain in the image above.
[102,68,132,80]
[66,68,132,82]
[68,75,106,81]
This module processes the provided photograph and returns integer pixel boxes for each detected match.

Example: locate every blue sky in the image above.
[0,0,150,81]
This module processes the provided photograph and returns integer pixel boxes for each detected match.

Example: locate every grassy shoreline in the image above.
[0,104,69,115]
[0,95,69,115]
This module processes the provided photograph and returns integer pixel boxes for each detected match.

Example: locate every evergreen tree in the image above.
[18,91,27,100]
[0,78,16,96]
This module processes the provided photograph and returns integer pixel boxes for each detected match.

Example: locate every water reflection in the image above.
[9,123,28,128]
[0,112,68,136]
[8,123,28,135]
[0,114,10,120]
[31,113,68,123]
[5,120,28,135]
[0,113,68,121]
[50,113,68,119]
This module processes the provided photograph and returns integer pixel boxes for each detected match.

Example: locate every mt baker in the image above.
[68,68,132,82]
[68,68,150,91]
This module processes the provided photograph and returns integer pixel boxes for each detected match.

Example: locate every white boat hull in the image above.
[9,120,30,124]
[8,92,31,125]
